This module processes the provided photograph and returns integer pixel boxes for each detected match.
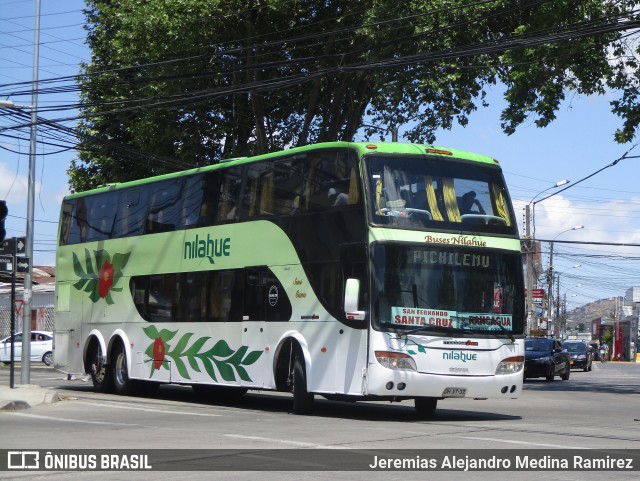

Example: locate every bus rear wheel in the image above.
[87,340,113,393]
[112,343,134,395]
[291,353,314,414]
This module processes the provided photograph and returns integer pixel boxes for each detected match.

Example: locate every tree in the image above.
[70,0,640,191]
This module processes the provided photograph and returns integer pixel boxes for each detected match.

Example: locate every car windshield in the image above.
[525,338,553,351]
[371,243,525,336]
[364,153,518,235]
[563,342,586,353]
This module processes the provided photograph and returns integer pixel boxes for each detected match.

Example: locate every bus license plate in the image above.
[442,387,466,398]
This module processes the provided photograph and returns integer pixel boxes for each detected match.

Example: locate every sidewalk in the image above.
[0,384,60,411]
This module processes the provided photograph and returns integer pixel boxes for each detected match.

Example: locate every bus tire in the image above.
[86,340,113,393]
[414,397,438,417]
[292,353,314,414]
[112,342,134,395]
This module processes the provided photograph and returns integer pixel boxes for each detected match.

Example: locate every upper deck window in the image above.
[364,154,517,236]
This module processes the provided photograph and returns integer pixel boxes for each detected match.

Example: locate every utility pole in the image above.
[21,0,41,385]
[547,241,554,331]
[525,205,534,335]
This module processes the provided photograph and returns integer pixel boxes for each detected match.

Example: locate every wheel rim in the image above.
[114,351,127,386]
[43,352,52,366]
[92,345,106,382]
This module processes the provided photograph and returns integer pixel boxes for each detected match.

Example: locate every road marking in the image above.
[455,436,589,449]
[74,400,222,417]
[223,434,331,448]
[7,412,138,426]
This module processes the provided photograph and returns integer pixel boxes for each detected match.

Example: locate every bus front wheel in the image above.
[292,353,314,414]
[414,397,438,417]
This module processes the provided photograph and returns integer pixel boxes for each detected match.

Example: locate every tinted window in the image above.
[112,188,147,238]
[306,149,359,210]
[216,167,242,223]
[146,180,184,234]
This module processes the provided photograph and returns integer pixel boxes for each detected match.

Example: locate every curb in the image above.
[0,385,61,411]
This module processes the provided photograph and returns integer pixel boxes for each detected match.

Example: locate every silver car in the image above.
[0,331,53,366]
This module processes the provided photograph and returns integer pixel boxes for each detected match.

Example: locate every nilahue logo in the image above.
[442,351,478,363]
[183,234,230,264]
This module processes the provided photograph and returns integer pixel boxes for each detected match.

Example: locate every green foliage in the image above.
[71,0,640,191]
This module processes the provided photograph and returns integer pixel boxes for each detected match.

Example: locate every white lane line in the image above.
[7,412,138,426]
[223,434,330,448]
[456,436,589,449]
[74,400,222,417]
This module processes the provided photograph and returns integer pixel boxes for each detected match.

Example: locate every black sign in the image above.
[0,237,26,255]
[15,256,30,273]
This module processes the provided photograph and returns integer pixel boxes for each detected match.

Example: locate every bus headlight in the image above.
[495,356,524,375]
[375,351,417,371]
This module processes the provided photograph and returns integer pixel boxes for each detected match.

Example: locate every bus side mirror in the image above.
[344,278,366,321]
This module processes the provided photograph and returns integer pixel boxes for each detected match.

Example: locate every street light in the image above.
[524,179,571,335]
[528,179,569,239]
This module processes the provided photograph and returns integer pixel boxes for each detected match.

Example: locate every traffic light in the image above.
[0,200,7,242]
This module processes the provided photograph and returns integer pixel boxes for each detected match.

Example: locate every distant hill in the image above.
[566,297,623,327]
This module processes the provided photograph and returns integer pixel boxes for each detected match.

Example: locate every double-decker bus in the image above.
[54,142,525,415]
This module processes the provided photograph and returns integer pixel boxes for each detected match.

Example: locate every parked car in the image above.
[524,337,570,381]
[562,340,593,372]
[0,331,53,366]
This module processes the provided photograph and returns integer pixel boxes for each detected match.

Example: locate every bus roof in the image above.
[64,141,499,199]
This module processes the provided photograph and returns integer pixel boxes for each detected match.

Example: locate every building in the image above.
[0,266,55,337]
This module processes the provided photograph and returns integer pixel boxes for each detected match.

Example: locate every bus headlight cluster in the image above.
[375,351,417,371]
[495,356,524,375]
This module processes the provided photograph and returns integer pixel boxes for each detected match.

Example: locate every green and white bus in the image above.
[54,142,525,415]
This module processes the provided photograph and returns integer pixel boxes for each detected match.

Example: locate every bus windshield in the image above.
[364,153,517,235]
[371,244,525,336]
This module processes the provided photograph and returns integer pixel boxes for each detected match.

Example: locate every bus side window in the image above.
[242,164,271,219]
[59,201,75,245]
[113,189,145,238]
[272,158,303,216]
[198,173,219,227]
[217,168,242,223]
[305,149,357,211]
[85,191,118,242]
[146,180,183,234]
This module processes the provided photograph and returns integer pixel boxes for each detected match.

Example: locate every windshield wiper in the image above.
[395,324,465,338]
[491,321,514,343]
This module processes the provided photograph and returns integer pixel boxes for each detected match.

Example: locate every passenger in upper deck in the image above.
[458,191,486,215]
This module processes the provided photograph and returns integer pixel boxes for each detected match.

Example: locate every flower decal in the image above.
[72,248,131,304]
[98,260,115,298]
[143,325,263,382]
[153,338,166,370]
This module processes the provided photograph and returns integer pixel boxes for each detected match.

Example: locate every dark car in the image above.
[524,338,570,381]
[562,340,593,372]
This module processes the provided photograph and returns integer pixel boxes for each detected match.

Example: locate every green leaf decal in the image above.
[143,329,263,383]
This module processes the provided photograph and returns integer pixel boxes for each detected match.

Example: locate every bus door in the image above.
[242,267,286,388]
[336,244,369,395]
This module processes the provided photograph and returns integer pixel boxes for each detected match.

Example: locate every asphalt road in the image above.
[1,361,639,480]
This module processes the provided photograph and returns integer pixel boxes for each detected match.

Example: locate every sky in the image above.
[1,0,640,313]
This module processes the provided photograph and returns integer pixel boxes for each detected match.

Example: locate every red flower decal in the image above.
[98,260,115,298]
[153,338,165,369]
